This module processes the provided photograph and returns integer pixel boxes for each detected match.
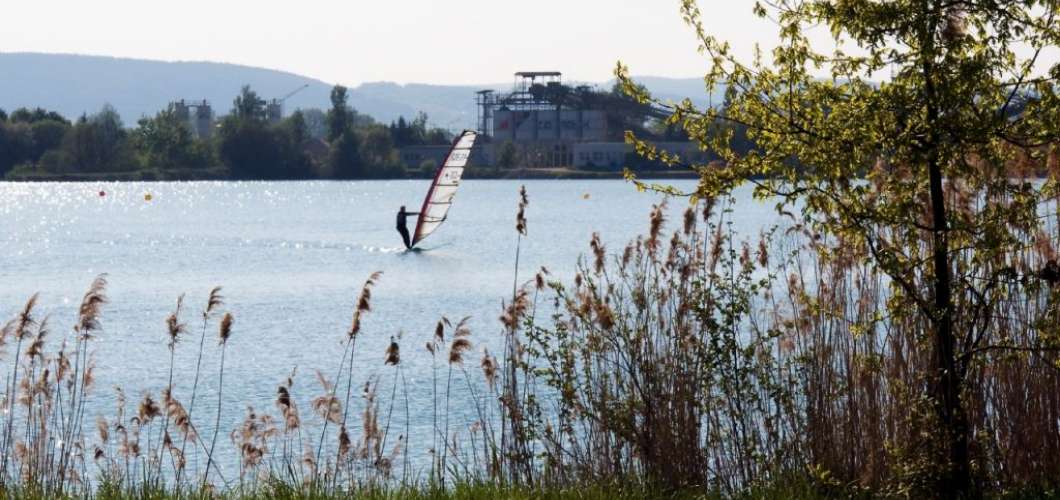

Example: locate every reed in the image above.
[177,286,222,485]
[2,186,1060,498]
[203,311,234,488]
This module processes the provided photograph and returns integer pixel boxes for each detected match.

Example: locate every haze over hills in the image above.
[0,53,717,130]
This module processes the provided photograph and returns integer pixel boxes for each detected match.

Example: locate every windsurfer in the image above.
[396,205,419,249]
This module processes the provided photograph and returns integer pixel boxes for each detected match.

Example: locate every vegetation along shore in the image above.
[0,81,714,183]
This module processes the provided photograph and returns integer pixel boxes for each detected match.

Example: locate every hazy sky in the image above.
[1,1,797,85]
[3,1,1055,86]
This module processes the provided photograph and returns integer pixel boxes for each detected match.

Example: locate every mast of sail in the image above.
[411,130,476,247]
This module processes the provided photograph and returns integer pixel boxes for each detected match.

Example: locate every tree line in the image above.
[0,85,453,180]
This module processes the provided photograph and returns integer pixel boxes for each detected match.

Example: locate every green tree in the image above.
[300,108,327,140]
[219,85,316,179]
[91,104,126,165]
[359,125,396,174]
[9,107,69,125]
[286,110,309,147]
[328,130,362,179]
[217,115,311,180]
[233,85,267,122]
[29,120,70,161]
[0,122,34,176]
[618,1,1060,496]
[327,85,350,142]
[57,107,136,172]
[134,107,210,169]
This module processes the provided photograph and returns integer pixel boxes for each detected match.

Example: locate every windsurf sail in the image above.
[411,130,477,247]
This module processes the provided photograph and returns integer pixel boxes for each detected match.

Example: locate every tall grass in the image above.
[1,186,1059,498]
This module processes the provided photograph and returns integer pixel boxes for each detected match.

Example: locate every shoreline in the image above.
[2,168,702,182]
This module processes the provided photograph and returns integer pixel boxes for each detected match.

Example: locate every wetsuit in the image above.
[396,208,419,249]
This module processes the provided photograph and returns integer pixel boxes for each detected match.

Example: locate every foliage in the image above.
[0,121,34,176]
[4,186,1060,497]
[54,107,138,173]
[300,108,328,140]
[217,113,312,180]
[233,85,267,122]
[328,129,364,179]
[2,83,441,180]
[327,85,351,143]
[29,120,70,160]
[134,108,212,170]
[390,113,451,148]
[8,107,69,125]
[616,0,1060,496]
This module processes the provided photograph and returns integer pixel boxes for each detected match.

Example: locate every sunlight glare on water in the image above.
[0,179,775,476]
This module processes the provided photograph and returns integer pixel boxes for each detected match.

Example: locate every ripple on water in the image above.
[0,179,777,476]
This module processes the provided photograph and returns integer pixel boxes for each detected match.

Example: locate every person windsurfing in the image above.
[396,205,419,250]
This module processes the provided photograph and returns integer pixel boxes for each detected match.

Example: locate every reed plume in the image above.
[96,416,109,444]
[481,348,498,391]
[499,289,530,330]
[348,271,382,340]
[449,339,472,366]
[535,267,550,291]
[137,393,161,424]
[276,385,300,432]
[321,270,383,473]
[76,275,108,336]
[165,294,186,351]
[2,293,39,474]
[385,337,400,366]
[338,425,351,459]
[647,201,667,258]
[204,311,234,487]
[162,388,193,439]
[205,286,223,318]
[178,285,223,485]
[15,292,38,340]
[26,315,48,360]
[159,293,186,479]
[516,185,529,236]
[218,312,233,345]
[590,233,606,274]
[312,372,342,425]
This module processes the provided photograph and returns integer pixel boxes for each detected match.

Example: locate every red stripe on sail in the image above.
[411,130,476,246]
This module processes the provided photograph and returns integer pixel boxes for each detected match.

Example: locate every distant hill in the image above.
[0,53,718,130]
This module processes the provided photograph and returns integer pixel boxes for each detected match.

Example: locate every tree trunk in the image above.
[921,2,972,492]
[927,154,971,498]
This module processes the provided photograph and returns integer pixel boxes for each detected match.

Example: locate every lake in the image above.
[0,179,777,480]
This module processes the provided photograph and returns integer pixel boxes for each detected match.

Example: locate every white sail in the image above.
[412,130,477,246]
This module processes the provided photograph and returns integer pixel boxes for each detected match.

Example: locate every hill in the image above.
[0,53,717,129]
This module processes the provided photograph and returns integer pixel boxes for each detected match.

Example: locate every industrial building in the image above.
[399,71,691,172]
[167,85,307,139]
[171,99,214,139]
[400,144,493,172]
[572,142,711,170]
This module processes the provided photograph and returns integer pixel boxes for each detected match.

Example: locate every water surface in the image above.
[0,179,775,479]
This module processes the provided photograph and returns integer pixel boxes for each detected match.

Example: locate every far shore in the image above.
[2,167,701,182]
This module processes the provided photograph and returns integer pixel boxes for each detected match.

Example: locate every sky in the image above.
[3,1,1055,86]
[0,1,797,86]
